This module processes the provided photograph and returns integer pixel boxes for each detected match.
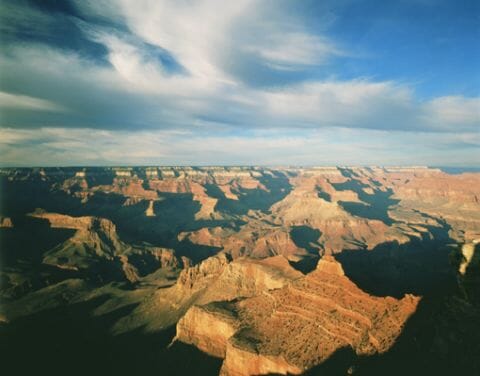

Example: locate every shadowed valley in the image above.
[1,166,479,375]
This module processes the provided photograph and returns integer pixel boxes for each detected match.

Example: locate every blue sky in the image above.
[0,0,479,166]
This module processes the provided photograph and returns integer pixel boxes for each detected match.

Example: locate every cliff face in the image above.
[176,304,239,358]
[2,166,479,376]
[221,339,302,376]
[4,166,479,248]
[27,212,180,283]
[0,216,13,228]
[166,254,303,316]
[176,256,419,375]
[458,240,480,303]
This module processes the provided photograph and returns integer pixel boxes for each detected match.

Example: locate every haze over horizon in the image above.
[2,5,480,373]
[0,0,479,166]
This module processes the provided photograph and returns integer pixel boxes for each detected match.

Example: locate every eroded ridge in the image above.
[176,256,419,375]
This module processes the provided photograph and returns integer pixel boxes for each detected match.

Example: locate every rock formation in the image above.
[176,256,419,375]
[28,211,181,283]
[0,216,13,228]
[1,166,479,376]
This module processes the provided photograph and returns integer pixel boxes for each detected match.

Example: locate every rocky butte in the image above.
[0,166,479,375]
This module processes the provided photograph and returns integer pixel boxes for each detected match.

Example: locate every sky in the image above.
[0,0,479,166]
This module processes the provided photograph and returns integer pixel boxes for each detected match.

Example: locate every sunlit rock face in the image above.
[1,166,480,375]
[177,256,419,376]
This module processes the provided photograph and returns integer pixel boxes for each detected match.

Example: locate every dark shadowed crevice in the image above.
[301,346,356,375]
[316,188,332,202]
[288,255,319,274]
[0,295,223,376]
[353,245,480,376]
[288,226,322,273]
[289,226,322,255]
[335,220,456,298]
[204,173,292,216]
[332,169,399,225]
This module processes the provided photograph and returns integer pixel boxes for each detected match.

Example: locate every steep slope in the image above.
[29,212,181,283]
[176,256,419,375]
[2,166,480,376]
[112,254,303,334]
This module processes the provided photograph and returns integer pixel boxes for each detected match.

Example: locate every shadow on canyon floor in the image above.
[290,226,322,255]
[1,183,226,267]
[0,295,222,376]
[335,220,456,298]
[288,225,322,274]
[205,172,292,216]
[277,245,480,376]
[299,228,479,376]
[302,346,356,375]
[332,169,399,225]
[0,216,76,267]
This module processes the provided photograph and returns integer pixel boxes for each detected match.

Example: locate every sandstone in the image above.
[0,216,13,228]
[2,166,480,375]
[28,211,180,282]
[145,200,155,216]
[177,256,420,375]
[176,303,240,358]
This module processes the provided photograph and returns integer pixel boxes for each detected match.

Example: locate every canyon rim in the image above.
[1,1,479,375]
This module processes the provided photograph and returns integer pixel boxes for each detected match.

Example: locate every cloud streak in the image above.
[1,126,478,167]
[0,0,478,165]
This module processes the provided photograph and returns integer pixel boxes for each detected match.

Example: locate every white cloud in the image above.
[0,92,66,112]
[1,33,478,135]
[71,1,479,133]
[0,0,479,166]
[260,80,413,128]
[79,0,252,82]
[76,0,342,80]
[1,126,479,167]
[245,33,344,70]
[423,96,480,130]
[260,81,480,132]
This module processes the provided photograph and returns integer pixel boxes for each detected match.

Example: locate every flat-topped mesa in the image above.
[0,166,251,176]
[113,168,133,177]
[4,165,480,254]
[29,211,117,235]
[158,169,176,178]
[1,165,444,179]
[394,173,480,205]
[178,227,231,248]
[384,166,442,174]
[29,212,123,260]
[300,166,343,177]
[145,167,159,178]
[211,171,255,178]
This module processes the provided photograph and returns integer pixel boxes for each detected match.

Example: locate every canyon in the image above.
[0,166,479,375]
